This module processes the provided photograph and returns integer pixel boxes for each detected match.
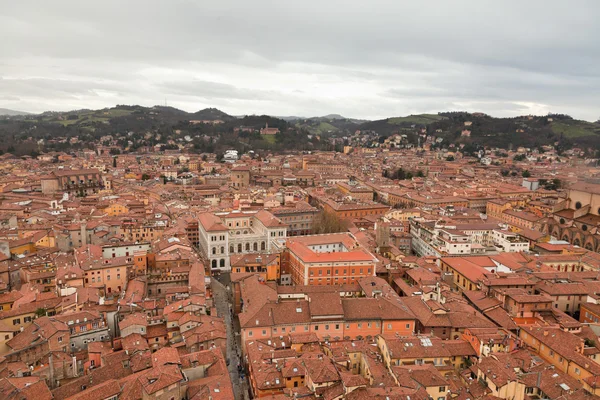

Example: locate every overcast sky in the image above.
[1,1,599,120]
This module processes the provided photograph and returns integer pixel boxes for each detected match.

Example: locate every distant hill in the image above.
[190,107,234,121]
[357,114,447,135]
[289,115,369,135]
[0,104,322,156]
[0,108,31,116]
[1,104,599,156]
[320,114,346,120]
[357,112,600,150]
[278,116,305,121]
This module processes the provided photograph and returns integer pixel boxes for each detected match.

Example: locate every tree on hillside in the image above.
[522,170,531,178]
[460,143,478,156]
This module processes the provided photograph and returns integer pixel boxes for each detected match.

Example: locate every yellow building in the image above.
[8,239,36,256]
[0,320,20,355]
[519,327,600,395]
[0,291,22,312]
[336,182,374,202]
[440,257,489,292]
[105,202,130,216]
[486,198,525,219]
[376,334,475,372]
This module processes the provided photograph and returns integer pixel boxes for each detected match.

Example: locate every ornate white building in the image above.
[198,210,287,271]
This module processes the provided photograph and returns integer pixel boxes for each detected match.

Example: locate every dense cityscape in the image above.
[0,107,599,400]
[3,1,600,399]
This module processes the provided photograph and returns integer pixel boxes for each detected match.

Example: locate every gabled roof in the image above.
[198,212,228,232]
[6,316,68,352]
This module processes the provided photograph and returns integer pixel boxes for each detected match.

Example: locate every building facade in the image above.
[198,210,287,271]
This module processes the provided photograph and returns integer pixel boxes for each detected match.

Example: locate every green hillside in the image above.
[388,114,447,125]
[551,120,600,138]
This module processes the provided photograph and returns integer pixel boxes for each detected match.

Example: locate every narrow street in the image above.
[211,275,249,400]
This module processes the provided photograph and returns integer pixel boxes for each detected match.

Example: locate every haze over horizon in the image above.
[1,1,599,121]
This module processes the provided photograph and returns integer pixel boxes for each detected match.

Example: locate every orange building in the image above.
[286,233,378,285]
[230,253,280,281]
[241,296,415,348]
[319,198,390,219]
[501,209,542,231]
[580,303,600,324]
[133,249,149,275]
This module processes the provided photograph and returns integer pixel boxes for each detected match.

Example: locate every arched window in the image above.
[245,243,250,251]
[221,246,225,254]
[220,259,225,268]
[575,201,582,209]
[230,245,234,254]
[253,242,258,251]
[212,247,216,255]
[582,225,588,231]
[261,242,266,251]
[238,244,242,253]
[559,218,565,224]
[211,259,217,269]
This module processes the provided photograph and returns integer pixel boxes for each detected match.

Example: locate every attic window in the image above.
[148,378,157,384]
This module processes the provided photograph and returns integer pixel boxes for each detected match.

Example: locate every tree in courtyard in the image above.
[311,211,349,234]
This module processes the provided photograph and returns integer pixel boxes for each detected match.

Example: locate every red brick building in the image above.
[286,233,378,285]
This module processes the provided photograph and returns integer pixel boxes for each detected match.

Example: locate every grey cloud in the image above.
[157,80,276,101]
[0,1,599,120]
[0,77,124,98]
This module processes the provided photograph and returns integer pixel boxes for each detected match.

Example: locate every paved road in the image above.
[212,276,249,400]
